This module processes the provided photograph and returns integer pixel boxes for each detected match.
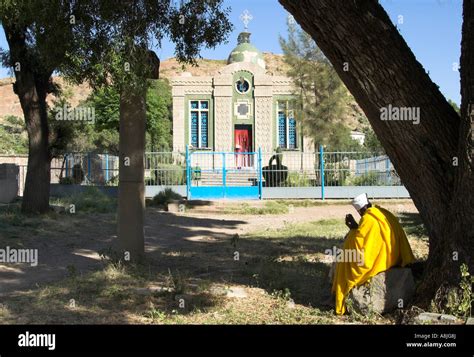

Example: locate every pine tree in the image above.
[279,19,350,148]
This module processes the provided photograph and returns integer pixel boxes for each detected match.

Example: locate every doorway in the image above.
[234,125,253,168]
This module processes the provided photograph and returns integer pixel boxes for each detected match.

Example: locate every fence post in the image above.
[87,153,91,182]
[222,152,227,190]
[186,146,190,199]
[320,145,325,201]
[258,147,263,199]
[105,154,109,182]
[65,154,69,178]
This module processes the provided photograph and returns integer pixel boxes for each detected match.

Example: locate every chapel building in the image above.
[171,31,315,167]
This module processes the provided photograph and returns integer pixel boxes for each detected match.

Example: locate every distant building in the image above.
[350,131,366,145]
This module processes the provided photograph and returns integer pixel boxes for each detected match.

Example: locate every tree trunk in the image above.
[279,0,473,304]
[117,87,146,262]
[4,25,52,214]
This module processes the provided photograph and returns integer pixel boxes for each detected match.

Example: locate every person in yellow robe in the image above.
[331,193,415,315]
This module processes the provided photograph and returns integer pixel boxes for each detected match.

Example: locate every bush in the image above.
[152,188,182,206]
[153,164,185,185]
[72,164,85,184]
[344,172,382,186]
[286,172,312,187]
[57,186,116,213]
[59,177,75,185]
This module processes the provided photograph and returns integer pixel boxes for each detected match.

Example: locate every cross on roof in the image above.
[239,9,253,30]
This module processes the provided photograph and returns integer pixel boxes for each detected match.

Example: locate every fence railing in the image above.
[11,149,403,196]
[260,150,400,188]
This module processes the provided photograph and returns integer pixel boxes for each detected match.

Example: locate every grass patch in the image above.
[51,187,116,214]
[0,261,337,324]
[0,206,428,325]
[223,201,289,215]
[0,203,59,237]
[250,219,348,240]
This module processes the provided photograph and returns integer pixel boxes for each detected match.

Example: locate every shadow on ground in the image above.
[0,206,344,322]
[0,206,426,323]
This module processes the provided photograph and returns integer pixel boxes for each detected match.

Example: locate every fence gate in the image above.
[186,148,262,200]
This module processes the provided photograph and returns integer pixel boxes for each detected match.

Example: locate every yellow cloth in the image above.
[331,205,415,315]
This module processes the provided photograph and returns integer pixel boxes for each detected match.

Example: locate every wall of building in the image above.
[171,61,311,156]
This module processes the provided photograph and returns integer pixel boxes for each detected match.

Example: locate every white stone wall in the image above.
[171,76,213,152]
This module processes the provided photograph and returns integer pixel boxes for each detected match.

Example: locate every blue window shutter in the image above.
[289,117,296,149]
[191,111,199,147]
[201,112,208,148]
[278,112,287,148]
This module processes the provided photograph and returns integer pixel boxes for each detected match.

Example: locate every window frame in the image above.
[276,101,298,150]
[235,78,250,94]
[189,100,210,149]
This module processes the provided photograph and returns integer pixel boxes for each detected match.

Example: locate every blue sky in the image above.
[0,0,463,104]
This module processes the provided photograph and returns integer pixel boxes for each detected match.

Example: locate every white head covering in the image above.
[352,193,369,211]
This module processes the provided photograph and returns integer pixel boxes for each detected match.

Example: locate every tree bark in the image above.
[118,87,146,262]
[279,0,473,304]
[4,25,52,214]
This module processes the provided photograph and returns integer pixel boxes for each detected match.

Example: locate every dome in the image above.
[227,32,266,70]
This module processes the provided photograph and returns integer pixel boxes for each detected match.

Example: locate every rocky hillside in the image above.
[0,52,364,130]
[0,53,289,120]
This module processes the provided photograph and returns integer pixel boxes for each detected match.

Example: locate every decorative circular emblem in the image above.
[236,78,250,94]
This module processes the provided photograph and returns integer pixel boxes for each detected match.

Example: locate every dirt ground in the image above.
[0,199,418,298]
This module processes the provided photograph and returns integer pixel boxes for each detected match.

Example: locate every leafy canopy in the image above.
[280,19,353,149]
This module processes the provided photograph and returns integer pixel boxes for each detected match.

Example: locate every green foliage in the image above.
[280,20,351,148]
[58,1,233,93]
[0,116,28,154]
[223,201,289,215]
[447,99,460,115]
[146,79,173,151]
[83,79,173,153]
[271,288,292,301]
[445,264,473,318]
[362,127,385,153]
[152,188,182,206]
[87,86,120,131]
[286,172,312,187]
[55,187,116,213]
[59,177,74,185]
[344,172,382,186]
[1,0,232,158]
[153,164,185,185]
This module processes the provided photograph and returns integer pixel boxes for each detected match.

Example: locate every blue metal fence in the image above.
[186,148,261,200]
[44,148,406,199]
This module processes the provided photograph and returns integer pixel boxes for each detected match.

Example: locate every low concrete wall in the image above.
[50,184,118,198]
[49,184,409,200]
[262,186,410,199]
[324,186,410,199]
[50,184,187,198]
[145,185,187,198]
